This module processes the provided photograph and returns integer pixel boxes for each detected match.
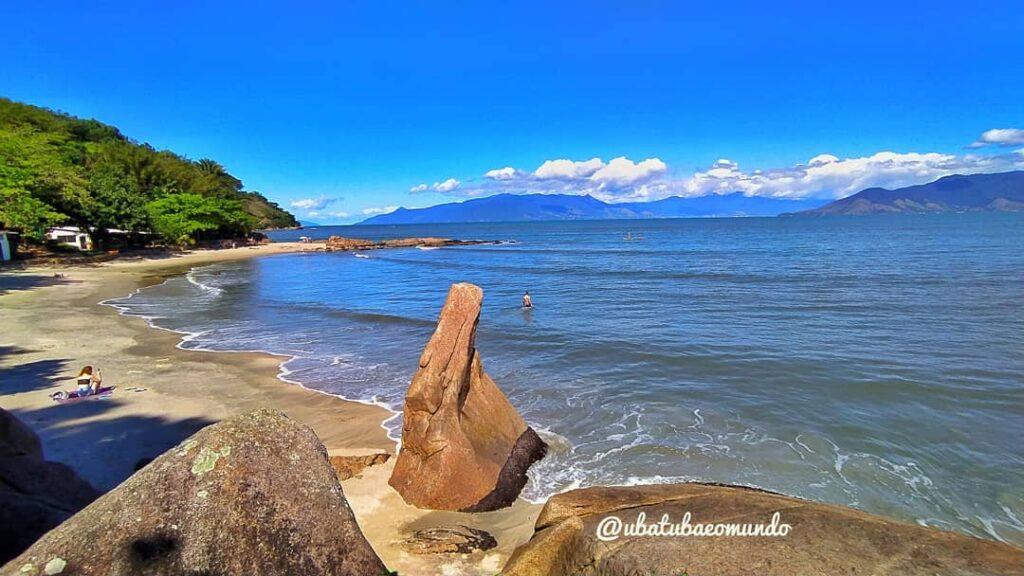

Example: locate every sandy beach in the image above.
[0,244,540,575]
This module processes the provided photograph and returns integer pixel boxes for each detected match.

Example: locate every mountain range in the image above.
[357,192,824,225]
[791,171,1024,216]
[357,171,1024,224]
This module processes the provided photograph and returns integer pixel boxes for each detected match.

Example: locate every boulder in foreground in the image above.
[0,408,43,460]
[0,408,99,565]
[501,483,1024,576]
[389,282,547,511]
[3,408,387,576]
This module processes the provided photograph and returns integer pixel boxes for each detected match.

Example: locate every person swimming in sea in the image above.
[522,291,533,308]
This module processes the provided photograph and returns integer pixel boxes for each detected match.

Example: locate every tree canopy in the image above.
[0,97,297,245]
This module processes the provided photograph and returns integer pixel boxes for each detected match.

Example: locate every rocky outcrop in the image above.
[501,483,1024,576]
[329,452,391,481]
[400,525,498,555]
[2,409,388,576]
[324,235,494,251]
[0,408,99,565]
[389,283,547,512]
[325,236,377,250]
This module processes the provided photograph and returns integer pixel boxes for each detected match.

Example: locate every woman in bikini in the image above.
[75,366,102,397]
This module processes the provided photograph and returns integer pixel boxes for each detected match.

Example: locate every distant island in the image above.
[790,171,1024,216]
[358,192,825,225]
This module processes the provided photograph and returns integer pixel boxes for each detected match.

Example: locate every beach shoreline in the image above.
[0,243,541,574]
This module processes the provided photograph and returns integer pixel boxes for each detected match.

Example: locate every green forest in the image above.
[0,97,297,247]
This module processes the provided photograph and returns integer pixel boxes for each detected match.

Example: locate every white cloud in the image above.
[432,178,460,192]
[409,183,429,193]
[407,147,1024,203]
[361,206,399,216]
[969,128,1024,149]
[534,158,604,179]
[677,151,1024,199]
[326,211,349,218]
[808,154,840,166]
[591,157,668,185]
[484,167,519,180]
[290,195,339,210]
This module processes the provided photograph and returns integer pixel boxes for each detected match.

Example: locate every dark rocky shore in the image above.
[3,282,1022,575]
[322,235,503,251]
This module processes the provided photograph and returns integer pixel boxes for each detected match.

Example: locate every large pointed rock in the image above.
[2,409,388,576]
[389,283,547,511]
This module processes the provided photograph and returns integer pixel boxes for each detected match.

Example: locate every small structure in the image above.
[0,230,18,263]
[46,226,92,250]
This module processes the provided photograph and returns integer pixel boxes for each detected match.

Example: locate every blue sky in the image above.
[3,1,1023,223]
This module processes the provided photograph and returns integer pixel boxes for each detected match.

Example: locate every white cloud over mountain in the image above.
[361,205,399,215]
[968,128,1024,149]
[290,195,340,210]
[534,158,605,179]
[676,151,1019,200]
[412,134,1024,202]
[592,157,668,185]
[307,210,350,219]
[484,167,519,180]
[412,179,461,193]
[433,178,461,192]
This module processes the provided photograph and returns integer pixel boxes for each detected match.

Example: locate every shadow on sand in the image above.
[0,273,81,296]
[3,345,214,491]
[0,350,71,395]
[10,398,215,492]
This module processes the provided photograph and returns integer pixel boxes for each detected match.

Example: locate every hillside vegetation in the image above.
[0,97,296,246]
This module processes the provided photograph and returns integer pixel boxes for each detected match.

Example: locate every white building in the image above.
[46,226,93,250]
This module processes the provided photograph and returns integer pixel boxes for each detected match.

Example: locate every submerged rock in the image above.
[0,408,99,565]
[329,452,391,481]
[501,483,1024,576]
[389,283,547,512]
[2,408,388,576]
[400,525,498,555]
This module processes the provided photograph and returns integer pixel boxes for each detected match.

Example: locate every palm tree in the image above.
[196,159,242,195]
[196,158,226,176]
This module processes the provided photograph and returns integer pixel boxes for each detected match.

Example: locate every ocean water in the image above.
[108,214,1024,545]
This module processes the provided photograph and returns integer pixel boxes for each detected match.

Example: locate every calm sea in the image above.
[108,214,1024,545]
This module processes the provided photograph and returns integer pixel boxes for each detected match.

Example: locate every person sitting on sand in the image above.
[522,291,533,308]
[76,366,102,397]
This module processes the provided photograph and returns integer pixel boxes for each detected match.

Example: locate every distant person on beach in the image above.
[522,291,533,308]
[76,366,102,396]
